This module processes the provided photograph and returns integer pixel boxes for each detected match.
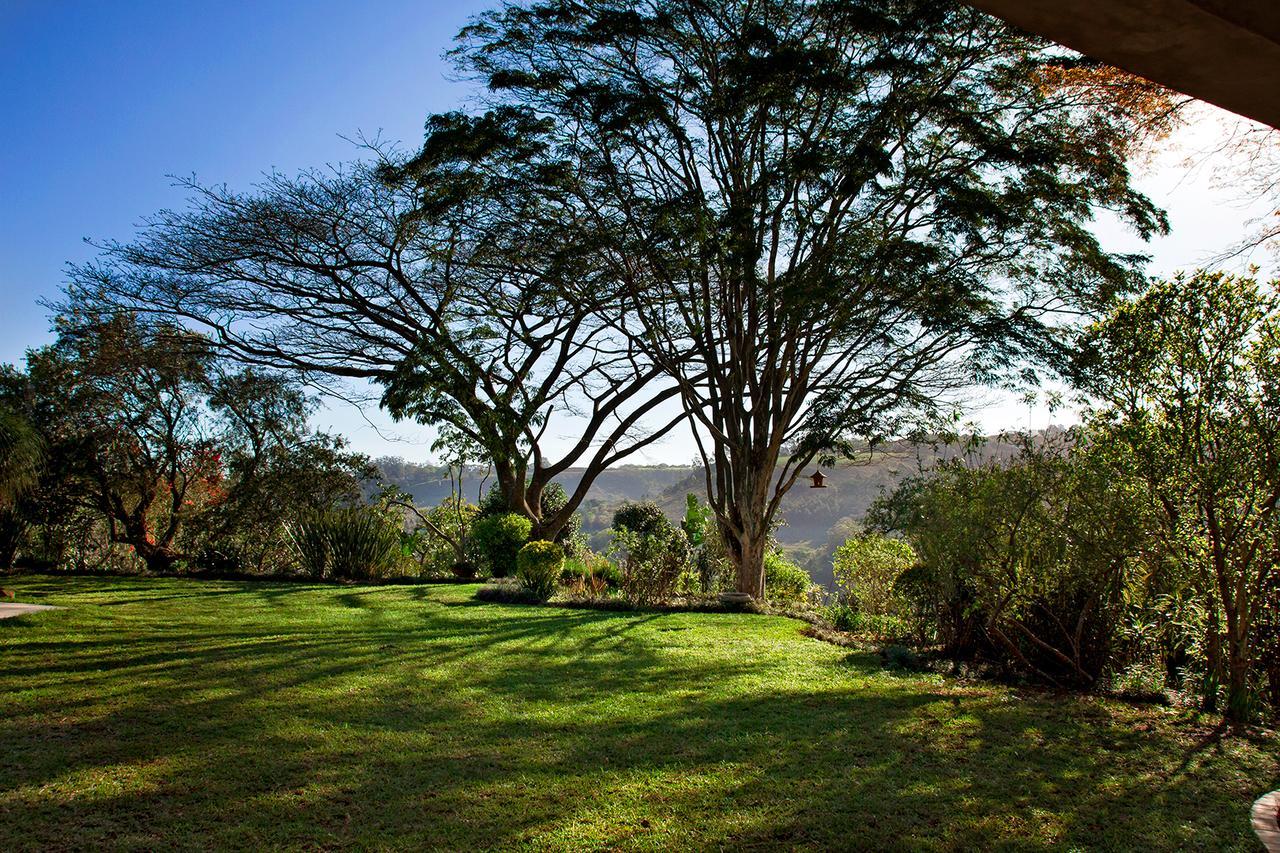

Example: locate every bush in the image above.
[832,532,916,614]
[562,551,619,587]
[612,501,671,537]
[451,560,478,580]
[869,438,1149,687]
[478,483,581,548]
[610,526,688,606]
[764,551,812,602]
[1108,662,1168,702]
[475,577,545,605]
[880,644,923,671]
[470,512,532,578]
[826,602,859,632]
[285,507,403,580]
[516,540,564,601]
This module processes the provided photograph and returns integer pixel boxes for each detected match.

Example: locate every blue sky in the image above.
[1,2,1274,464]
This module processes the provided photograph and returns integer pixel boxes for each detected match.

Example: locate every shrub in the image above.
[612,501,671,537]
[826,602,859,632]
[562,551,618,587]
[880,644,923,671]
[859,613,912,643]
[610,526,688,606]
[592,557,622,589]
[285,507,403,580]
[832,533,916,614]
[1108,662,1168,702]
[478,483,581,548]
[475,577,545,604]
[470,512,532,578]
[764,551,812,602]
[869,438,1149,687]
[516,540,564,601]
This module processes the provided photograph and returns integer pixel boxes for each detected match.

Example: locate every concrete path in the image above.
[1255,790,1280,853]
[0,602,58,619]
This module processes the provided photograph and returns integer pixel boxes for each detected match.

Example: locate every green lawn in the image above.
[1,576,1275,851]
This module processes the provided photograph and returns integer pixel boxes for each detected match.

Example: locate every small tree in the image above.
[1076,271,1280,721]
[9,312,369,574]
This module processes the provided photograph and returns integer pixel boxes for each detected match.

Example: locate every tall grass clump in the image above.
[286,507,402,580]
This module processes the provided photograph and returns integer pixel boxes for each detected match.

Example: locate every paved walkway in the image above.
[0,602,58,619]
[1256,790,1280,853]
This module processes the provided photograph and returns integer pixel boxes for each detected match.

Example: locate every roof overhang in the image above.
[967,0,1280,129]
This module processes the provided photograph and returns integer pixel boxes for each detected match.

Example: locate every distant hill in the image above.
[374,432,1045,590]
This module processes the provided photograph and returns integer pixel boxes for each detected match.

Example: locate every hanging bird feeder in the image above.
[808,469,828,488]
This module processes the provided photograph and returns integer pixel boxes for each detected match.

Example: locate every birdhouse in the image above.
[808,469,828,488]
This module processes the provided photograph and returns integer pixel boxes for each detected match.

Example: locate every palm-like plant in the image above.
[0,404,44,569]
[0,404,43,509]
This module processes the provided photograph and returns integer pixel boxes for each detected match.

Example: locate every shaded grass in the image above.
[1,574,1275,851]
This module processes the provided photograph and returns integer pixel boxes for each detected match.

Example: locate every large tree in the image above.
[427,0,1166,596]
[67,149,687,540]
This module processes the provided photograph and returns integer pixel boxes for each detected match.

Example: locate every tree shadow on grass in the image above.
[0,574,1276,851]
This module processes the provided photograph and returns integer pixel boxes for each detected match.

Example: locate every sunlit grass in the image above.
[1,575,1275,850]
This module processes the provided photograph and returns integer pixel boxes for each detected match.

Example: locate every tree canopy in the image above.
[402,0,1166,595]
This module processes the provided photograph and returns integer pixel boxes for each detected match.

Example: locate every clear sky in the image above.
[2,1,1275,466]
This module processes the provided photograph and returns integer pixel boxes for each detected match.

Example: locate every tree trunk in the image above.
[724,519,768,600]
[1203,608,1222,713]
[1225,607,1252,724]
[137,544,181,575]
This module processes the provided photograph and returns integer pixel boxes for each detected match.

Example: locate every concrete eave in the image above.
[967,0,1280,129]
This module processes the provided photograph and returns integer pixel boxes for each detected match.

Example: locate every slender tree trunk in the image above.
[1224,602,1252,724]
[1203,607,1222,713]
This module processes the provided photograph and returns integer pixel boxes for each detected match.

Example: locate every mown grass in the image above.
[1,574,1275,851]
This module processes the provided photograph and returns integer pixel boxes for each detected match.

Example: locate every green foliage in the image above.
[825,602,859,632]
[823,602,911,642]
[470,512,532,578]
[479,482,581,546]
[516,540,565,601]
[763,551,812,603]
[405,495,479,578]
[0,404,44,511]
[871,434,1149,687]
[832,532,916,616]
[880,645,923,672]
[562,551,619,588]
[1076,271,1280,721]
[611,501,670,538]
[0,506,27,569]
[285,507,403,580]
[681,493,710,548]
[609,525,688,606]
